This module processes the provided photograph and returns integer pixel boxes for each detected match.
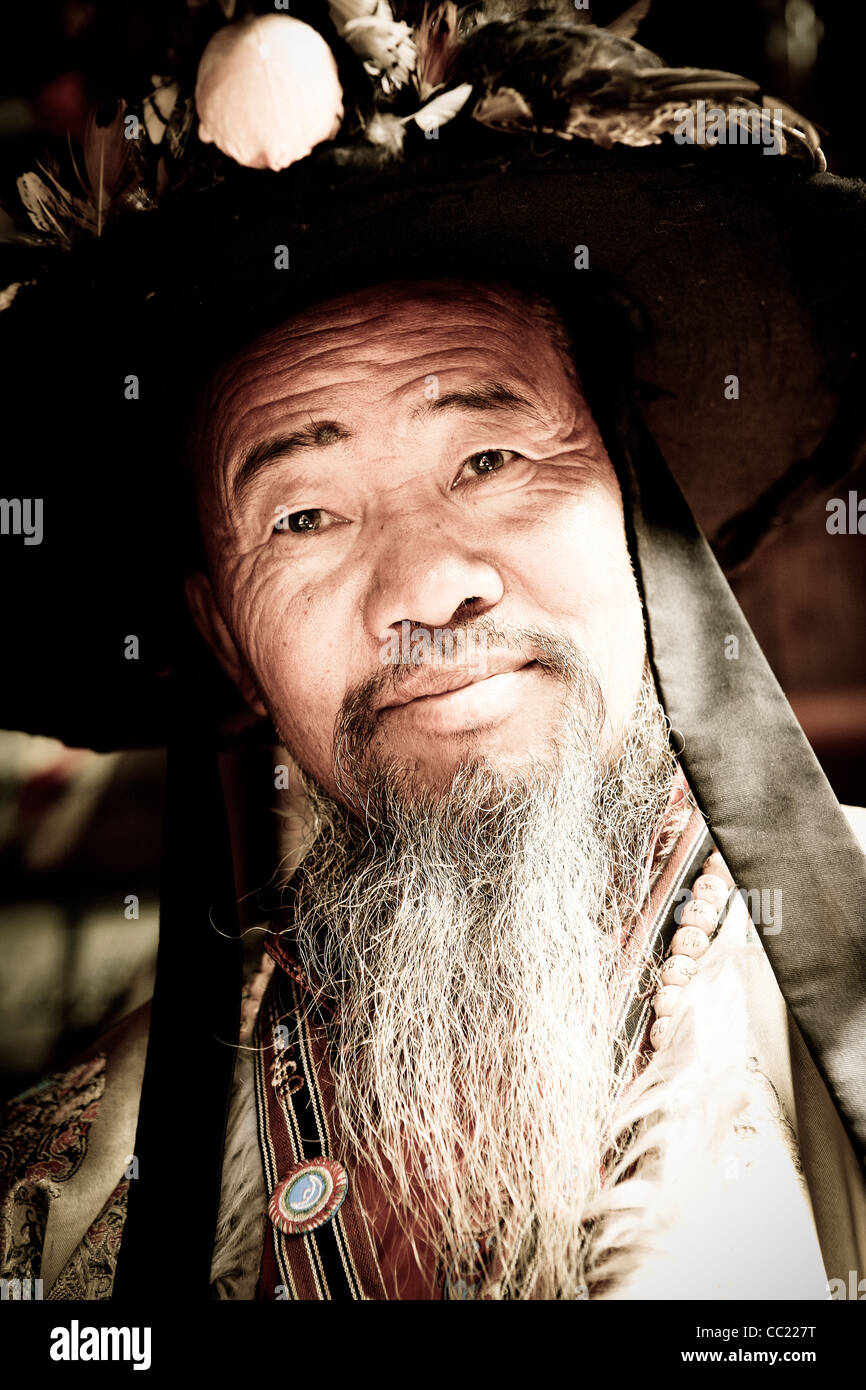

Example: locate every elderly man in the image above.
[180,277,860,1301]
[2,271,865,1302]
[2,8,866,1310]
[191,277,677,1300]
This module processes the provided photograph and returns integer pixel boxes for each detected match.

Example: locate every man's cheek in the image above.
[267,681,332,780]
[503,487,624,564]
[515,531,630,624]
[258,640,338,755]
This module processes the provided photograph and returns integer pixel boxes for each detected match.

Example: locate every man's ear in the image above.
[185,569,268,717]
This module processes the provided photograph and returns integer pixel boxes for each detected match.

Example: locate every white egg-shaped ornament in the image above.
[195,14,344,171]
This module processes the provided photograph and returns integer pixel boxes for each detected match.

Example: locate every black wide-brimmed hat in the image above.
[4,136,866,741]
[2,2,864,745]
[2,2,865,1296]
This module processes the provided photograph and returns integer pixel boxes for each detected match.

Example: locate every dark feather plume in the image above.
[455,18,821,157]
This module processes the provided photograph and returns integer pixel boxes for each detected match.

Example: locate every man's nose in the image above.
[363,522,504,638]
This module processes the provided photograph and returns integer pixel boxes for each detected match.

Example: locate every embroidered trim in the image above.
[254,976,389,1300]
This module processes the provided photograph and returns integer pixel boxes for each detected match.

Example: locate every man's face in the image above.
[188,280,647,801]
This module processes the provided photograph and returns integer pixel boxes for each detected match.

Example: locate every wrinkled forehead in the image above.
[218,279,566,374]
[197,280,580,457]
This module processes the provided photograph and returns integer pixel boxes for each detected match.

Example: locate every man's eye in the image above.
[456,449,519,484]
[273,507,325,535]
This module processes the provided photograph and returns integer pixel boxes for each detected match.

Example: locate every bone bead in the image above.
[649,1016,670,1050]
[669,926,710,960]
[680,897,718,934]
[691,873,730,914]
[652,984,683,1017]
[661,954,698,987]
[702,851,735,888]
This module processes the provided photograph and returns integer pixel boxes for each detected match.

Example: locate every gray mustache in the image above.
[342,618,591,724]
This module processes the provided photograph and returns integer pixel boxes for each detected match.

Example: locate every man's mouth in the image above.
[377,656,540,732]
[379,653,536,709]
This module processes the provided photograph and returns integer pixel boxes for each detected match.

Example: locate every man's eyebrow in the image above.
[231,421,352,502]
[412,381,541,421]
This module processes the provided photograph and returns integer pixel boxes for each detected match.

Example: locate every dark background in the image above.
[0,0,863,1104]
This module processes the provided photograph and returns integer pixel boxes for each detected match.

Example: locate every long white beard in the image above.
[211,657,819,1300]
[281,666,680,1299]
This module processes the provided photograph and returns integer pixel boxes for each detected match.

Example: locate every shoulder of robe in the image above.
[0,1000,151,1293]
[744,800,866,1288]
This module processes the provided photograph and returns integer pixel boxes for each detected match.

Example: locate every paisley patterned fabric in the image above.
[45,1179,130,1300]
[0,1053,129,1299]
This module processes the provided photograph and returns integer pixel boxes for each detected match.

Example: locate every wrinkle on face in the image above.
[190,279,646,800]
